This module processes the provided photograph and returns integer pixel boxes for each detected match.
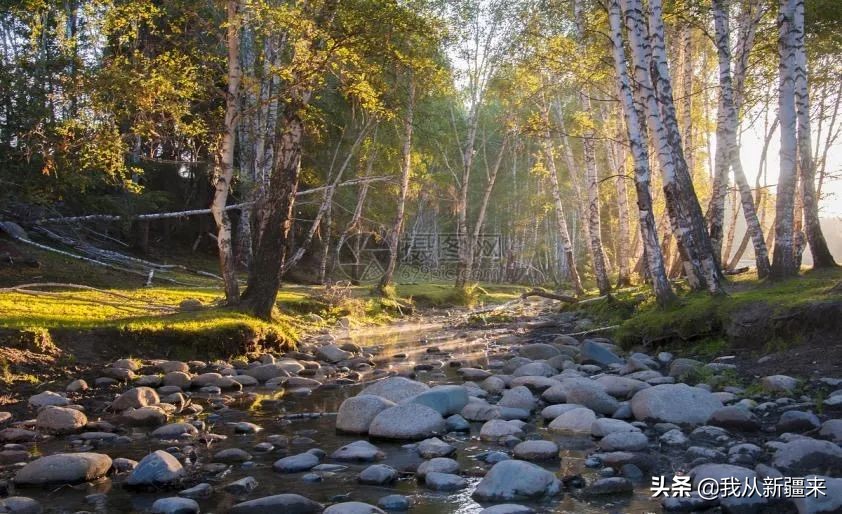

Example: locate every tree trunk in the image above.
[609,0,675,305]
[624,0,723,294]
[792,0,836,267]
[542,100,583,295]
[455,103,479,289]
[379,73,415,293]
[210,0,241,305]
[772,0,799,278]
[468,134,508,281]
[608,135,632,286]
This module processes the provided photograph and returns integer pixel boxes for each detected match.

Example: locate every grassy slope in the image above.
[565,267,842,350]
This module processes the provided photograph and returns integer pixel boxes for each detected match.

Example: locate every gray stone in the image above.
[417,437,455,458]
[819,419,842,443]
[417,457,459,478]
[513,440,559,461]
[213,448,252,463]
[368,403,445,440]
[518,343,560,360]
[548,407,596,435]
[15,453,112,485]
[598,431,648,452]
[708,406,761,431]
[317,344,353,363]
[792,475,842,514]
[446,414,470,432]
[479,505,534,514]
[540,403,583,420]
[401,385,468,416]
[582,477,633,496]
[331,440,384,462]
[111,387,159,411]
[127,450,184,486]
[472,460,562,501]
[150,497,199,514]
[336,395,396,434]
[151,423,199,439]
[690,464,769,513]
[580,341,623,368]
[461,401,501,421]
[360,377,429,403]
[497,386,536,412]
[512,362,556,378]
[772,438,842,475]
[480,419,524,441]
[377,495,411,511]
[595,376,650,399]
[668,358,703,379]
[224,476,258,496]
[559,379,619,415]
[28,391,70,409]
[591,418,640,438]
[630,384,723,425]
[761,374,799,394]
[0,497,42,514]
[425,472,467,491]
[35,406,86,434]
[229,494,322,514]
[323,502,385,514]
[777,411,821,433]
[273,452,320,473]
[358,464,398,485]
[178,483,212,499]
[459,367,493,380]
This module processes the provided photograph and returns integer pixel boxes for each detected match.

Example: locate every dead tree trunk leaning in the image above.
[792,0,836,268]
[609,0,675,305]
[772,0,799,278]
[379,73,416,294]
[541,98,584,295]
[624,0,723,294]
[574,0,611,295]
[210,0,242,305]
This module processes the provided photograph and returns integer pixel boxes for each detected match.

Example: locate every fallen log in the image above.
[520,288,578,303]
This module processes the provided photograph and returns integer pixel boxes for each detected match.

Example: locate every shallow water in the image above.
[16,325,665,513]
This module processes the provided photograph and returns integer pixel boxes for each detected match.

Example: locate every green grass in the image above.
[395,282,526,307]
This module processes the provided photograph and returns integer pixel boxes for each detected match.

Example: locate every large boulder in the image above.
[35,406,86,434]
[517,343,560,360]
[229,494,322,514]
[630,384,722,425]
[330,441,384,462]
[401,385,468,416]
[243,364,290,383]
[127,450,184,486]
[368,403,445,440]
[497,386,536,412]
[15,453,112,485]
[558,379,618,415]
[579,341,623,368]
[690,464,769,513]
[772,438,842,475]
[111,387,159,411]
[548,407,596,435]
[336,395,396,434]
[360,377,429,403]
[472,460,562,502]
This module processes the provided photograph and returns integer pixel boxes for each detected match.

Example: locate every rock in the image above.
[660,429,688,446]
[690,463,769,513]
[761,374,799,394]
[548,407,597,435]
[113,457,137,472]
[418,437,456,458]
[243,363,291,383]
[401,385,469,416]
[377,495,411,511]
[598,431,648,452]
[229,494,322,514]
[417,457,459,478]
[772,438,842,475]
[0,497,42,514]
[498,386,536,412]
[178,483,212,499]
[28,391,70,409]
[472,460,562,502]
[213,448,252,463]
[224,476,259,496]
[445,414,470,432]
[580,340,623,367]
[461,401,502,421]
[122,406,168,426]
[273,452,321,473]
[317,344,354,363]
[127,450,184,486]
[163,372,192,388]
[425,472,467,491]
[0,428,37,443]
[368,403,445,440]
[481,376,506,394]
[35,406,86,434]
[792,475,842,514]
[591,418,640,438]
[358,464,398,485]
[151,497,199,514]
[540,403,583,420]
[708,406,761,431]
[595,376,650,399]
[230,422,262,434]
[479,505,534,514]
[513,440,559,461]
[668,358,703,379]
[192,373,240,390]
[66,379,88,393]
[728,443,762,466]
[331,440,384,462]
[151,423,199,439]
[582,477,633,496]
[159,361,190,373]
[15,453,111,485]
[459,367,492,380]
[559,379,619,415]
[111,387,159,411]
[777,411,821,433]
[480,419,524,441]
[512,362,556,377]
[819,419,842,443]
[323,502,385,514]
[360,377,429,403]
[630,384,723,425]
[336,395,396,434]
[518,343,560,360]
